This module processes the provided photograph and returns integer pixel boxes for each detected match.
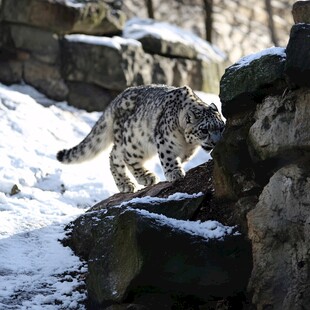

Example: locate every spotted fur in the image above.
[57,85,225,193]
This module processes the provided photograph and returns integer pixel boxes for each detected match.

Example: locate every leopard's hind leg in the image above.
[109,145,136,193]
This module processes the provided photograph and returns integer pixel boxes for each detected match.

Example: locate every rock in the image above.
[23,59,68,101]
[63,161,252,308]
[92,192,205,221]
[123,18,227,63]
[212,109,260,201]
[219,47,286,117]
[3,23,60,64]
[67,82,120,112]
[123,18,226,93]
[292,0,310,24]
[0,58,23,84]
[1,0,125,36]
[151,55,219,93]
[62,35,151,91]
[248,88,310,161]
[67,201,251,308]
[247,163,310,309]
[285,24,310,88]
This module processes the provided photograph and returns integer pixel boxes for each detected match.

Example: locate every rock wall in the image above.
[0,0,226,111]
[213,1,310,308]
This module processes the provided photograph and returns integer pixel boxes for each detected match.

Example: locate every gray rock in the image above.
[68,203,251,307]
[3,23,60,64]
[123,18,227,62]
[23,59,68,101]
[220,48,286,117]
[212,109,259,201]
[1,0,125,35]
[0,59,23,84]
[285,24,310,88]
[67,82,120,112]
[62,35,151,91]
[247,164,310,309]
[248,88,310,161]
[292,0,310,24]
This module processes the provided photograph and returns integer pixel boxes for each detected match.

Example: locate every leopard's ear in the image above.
[179,85,193,96]
[186,110,198,124]
[209,102,218,112]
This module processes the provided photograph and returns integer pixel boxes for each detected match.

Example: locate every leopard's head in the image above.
[183,101,225,152]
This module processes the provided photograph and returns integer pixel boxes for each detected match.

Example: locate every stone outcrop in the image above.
[65,162,252,309]
[247,163,310,309]
[0,0,226,110]
[1,0,125,36]
[212,2,310,308]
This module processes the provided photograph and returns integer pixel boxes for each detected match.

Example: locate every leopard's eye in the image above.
[200,128,209,135]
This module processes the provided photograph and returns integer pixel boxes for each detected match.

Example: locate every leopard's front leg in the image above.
[155,137,185,182]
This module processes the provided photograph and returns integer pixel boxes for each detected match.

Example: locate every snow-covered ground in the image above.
[0,83,222,309]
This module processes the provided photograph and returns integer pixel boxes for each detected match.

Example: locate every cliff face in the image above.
[212,2,310,308]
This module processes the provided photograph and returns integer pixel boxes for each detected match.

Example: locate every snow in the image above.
[123,18,226,62]
[64,34,142,51]
[116,192,236,241]
[231,46,286,70]
[134,207,235,240]
[0,82,225,308]
[120,192,204,207]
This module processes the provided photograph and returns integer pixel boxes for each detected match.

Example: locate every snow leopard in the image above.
[57,85,225,193]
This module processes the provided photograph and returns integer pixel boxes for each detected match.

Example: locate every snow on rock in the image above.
[64,34,142,51]
[232,47,286,70]
[118,192,236,241]
[134,208,235,240]
[123,17,226,62]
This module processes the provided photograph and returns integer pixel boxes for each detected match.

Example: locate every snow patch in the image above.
[232,47,286,70]
[64,34,142,50]
[118,192,236,241]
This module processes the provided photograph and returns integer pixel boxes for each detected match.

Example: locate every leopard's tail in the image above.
[57,108,114,164]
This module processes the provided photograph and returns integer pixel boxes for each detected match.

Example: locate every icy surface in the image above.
[0,82,224,308]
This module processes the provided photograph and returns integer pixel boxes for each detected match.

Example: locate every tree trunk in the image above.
[265,0,278,46]
[203,0,213,43]
[145,0,155,19]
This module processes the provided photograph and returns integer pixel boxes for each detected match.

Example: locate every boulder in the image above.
[292,0,310,24]
[123,18,199,59]
[248,88,310,161]
[220,47,286,117]
[212,109,260,202]
[63,161,252,308]
[1,0,125,35]
[67,82,120,112]
[2,23,60,64]
[0,58,23,84]
[285,24,310,88]
[247,163,310,309]
[62,35,151,91]
[123,18,226,93]
[23,59,68,101]
[67,196,251,308]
